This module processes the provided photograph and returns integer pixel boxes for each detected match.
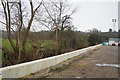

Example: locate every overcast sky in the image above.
[0,0,119,32]
[68,0,119,32]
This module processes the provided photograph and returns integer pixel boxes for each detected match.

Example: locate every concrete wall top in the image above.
[0,44,102,78]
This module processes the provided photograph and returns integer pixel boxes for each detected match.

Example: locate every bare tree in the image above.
[1,1,17,59]
[39,0,77,54]
[0,0,43,63]
[22,0,43,57]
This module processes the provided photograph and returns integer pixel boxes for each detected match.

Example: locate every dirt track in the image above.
[25,46,119,78]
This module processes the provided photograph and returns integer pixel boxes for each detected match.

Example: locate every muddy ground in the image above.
[25,46,119,78]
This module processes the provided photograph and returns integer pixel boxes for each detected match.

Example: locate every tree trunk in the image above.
[56,24,59,55]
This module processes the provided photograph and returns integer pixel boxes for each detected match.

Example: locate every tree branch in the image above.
[0,21,6,25]
[43,3,56,24]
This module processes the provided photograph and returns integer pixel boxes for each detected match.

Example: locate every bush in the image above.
[76,37,89,49]
[88,33,102,46]
[71,38,77,49]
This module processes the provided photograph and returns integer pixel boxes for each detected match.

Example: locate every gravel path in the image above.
[25,46,119,78]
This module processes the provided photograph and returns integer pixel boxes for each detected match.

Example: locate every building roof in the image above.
[109,38,120,41]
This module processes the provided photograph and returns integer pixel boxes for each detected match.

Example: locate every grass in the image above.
[50,67,61,72]
[93,48,99,51]
[1,39,34,53]
[40,40,56,50]
[40,75,48,78]
[1,39,56,52]
[2,39,16,53]
[0,49,2,61]
[89,51,94,54]
[0,39,2,61]
[1,39,56,61]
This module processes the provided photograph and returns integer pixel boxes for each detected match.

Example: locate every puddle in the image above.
[96,64,120,68]
[76,77,81,78]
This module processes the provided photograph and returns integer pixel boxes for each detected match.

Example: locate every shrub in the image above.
[88,33,102,46]
[76,37,89,49]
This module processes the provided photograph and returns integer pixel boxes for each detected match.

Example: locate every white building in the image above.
[108,38,120,46]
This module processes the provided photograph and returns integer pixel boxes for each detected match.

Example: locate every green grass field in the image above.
[1,39,56,61]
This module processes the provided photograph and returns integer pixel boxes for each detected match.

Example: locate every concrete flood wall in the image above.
[0,44,102,78]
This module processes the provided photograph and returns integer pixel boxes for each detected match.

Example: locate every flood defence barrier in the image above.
[0,44,102,78]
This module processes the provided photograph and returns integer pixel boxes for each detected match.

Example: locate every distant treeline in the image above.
[2,30,119,39]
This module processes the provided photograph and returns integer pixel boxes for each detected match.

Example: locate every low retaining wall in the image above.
[0,44,102,78]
